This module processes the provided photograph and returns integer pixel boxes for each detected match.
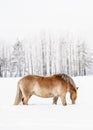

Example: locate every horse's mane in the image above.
[54,73,76,89]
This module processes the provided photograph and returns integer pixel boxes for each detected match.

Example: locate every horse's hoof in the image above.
[63,103,67,106]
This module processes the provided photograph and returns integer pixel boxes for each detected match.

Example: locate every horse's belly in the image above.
[35,92,53,98]
[32,85,54,98]
[34,89,53,98]
[32,84,61,98]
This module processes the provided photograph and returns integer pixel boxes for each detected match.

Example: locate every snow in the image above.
[0,76,93,130]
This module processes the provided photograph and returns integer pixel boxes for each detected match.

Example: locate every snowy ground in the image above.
[0,76,93,130]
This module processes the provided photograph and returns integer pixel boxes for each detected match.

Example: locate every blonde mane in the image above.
[54,73,77,89]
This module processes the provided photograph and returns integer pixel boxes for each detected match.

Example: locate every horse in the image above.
[14,73,78,106]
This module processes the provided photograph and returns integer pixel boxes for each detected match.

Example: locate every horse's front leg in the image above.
[53,97,58,105]
[70,92,76,104]
[60,93,67,106]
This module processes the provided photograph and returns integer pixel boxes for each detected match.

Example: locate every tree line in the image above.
[0,34,92,77]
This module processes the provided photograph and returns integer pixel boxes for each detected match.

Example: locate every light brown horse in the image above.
[14,73,78,106]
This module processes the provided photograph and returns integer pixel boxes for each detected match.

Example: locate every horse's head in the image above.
[70,87,78,104]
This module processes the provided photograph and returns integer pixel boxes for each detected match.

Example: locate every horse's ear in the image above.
[77,87,79,90]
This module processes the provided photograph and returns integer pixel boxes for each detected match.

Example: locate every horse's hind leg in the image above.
[22,93,32,105]
[53,97,58,105]
[22,96,29,105]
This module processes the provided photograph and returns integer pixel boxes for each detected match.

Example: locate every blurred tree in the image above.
[11,40,25,77]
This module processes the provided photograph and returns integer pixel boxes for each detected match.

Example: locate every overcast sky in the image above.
[0,0,93,49]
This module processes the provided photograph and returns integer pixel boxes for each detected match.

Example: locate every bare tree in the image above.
[41,35,47,75]
[11,40,25,77]
[0,32,93,77]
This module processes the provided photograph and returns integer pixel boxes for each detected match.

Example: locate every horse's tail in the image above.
[14,82,22,105]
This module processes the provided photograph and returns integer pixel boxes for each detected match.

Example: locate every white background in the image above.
[0,1,93,129]
[0,0,93,50]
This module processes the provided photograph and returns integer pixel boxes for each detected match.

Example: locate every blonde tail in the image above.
[14,83,22,105]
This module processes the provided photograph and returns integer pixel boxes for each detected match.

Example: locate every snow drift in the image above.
[0,76,93,130]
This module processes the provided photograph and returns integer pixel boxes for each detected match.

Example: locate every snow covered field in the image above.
[0,76,93,130]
